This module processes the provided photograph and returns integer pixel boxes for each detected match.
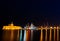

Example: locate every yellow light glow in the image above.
[2,23,22,30]
[50,27,52,28]
[54,27,56,28]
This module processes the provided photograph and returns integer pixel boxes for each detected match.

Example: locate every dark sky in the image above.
[0,0,60,27]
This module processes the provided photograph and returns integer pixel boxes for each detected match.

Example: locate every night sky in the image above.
[0,0,60,26]
[0,0,60,31]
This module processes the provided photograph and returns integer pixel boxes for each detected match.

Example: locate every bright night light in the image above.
[54,27,56,28]
[50,27,52,28]
[2,23,22,30]
[29,23,36,30]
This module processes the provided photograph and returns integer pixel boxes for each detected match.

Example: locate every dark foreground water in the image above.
[2,30,60,41]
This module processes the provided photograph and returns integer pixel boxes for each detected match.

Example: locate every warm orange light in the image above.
[2,23,22,30]
[50,27,52,28]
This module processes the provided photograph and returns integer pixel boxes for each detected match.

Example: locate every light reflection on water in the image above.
[2,29,59,41]
[2,30,20,41]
